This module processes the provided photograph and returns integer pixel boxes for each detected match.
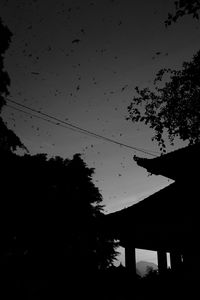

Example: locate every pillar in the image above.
[182,251,200,280]
[125,245,136,274]
[170,251,182,275]
[157,250,168,276]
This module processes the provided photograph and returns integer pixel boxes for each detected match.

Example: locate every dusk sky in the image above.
[1,0,200,264]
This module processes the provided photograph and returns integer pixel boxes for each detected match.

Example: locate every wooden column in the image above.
[182,251,199,280]
[170,251,182,274]
[157,250,167,276]
[125,246,136,274]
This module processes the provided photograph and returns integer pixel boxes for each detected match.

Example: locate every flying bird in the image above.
[72,39,81,44]
[121,84,128,92]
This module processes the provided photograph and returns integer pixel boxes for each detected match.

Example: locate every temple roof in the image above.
[104,143,200,251]
[134,143,200,180]
[105,181,197,251]
[106,181,192,227]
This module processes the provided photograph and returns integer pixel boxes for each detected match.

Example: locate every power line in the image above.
[6,98,159,156]
[5,97,159,157]
[6,104,92,136]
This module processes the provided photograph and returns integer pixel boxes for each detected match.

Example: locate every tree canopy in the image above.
[165,0,200,26]
[0,17,26,152]
[0,151,118,275]
[127,50,200,152]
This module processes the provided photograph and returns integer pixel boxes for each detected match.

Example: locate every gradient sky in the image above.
[1,0,200,264]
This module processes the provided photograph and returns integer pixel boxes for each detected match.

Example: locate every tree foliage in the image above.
[165,0,200,26]
[0,17,26,152]
[127,50,200,152]
[0,151,118,275]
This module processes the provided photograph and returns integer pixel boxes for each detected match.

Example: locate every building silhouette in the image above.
[105,143,200,281]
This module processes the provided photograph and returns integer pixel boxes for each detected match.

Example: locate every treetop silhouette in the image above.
[0,150,119,274]
[0,17,26,152]
[165,0,200,26]
[127,50,200,152]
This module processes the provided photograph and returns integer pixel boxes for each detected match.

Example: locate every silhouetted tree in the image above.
[0,151,118,277]
[165,0,200,26]
[0,17,26,152]
[56,153,119,272]
[127,50,200,152]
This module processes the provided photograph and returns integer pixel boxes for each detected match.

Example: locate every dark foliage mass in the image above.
[0,151,118,277]
[0,18,26,152]
[0,18,11,108]
[127,50,200,152]
[165,0,200,26]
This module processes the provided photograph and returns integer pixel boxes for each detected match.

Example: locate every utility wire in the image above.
[6,98,159,156]
[5,97,159,157]
[6,104,92,136]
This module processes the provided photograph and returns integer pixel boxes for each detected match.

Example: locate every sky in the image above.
[1,0,200,264]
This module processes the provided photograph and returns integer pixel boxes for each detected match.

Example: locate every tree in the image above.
[0,17,26,152]
[165,0,200,26]
[127,50,200,152]
[56,153,119,271]
[0,151,118,276]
